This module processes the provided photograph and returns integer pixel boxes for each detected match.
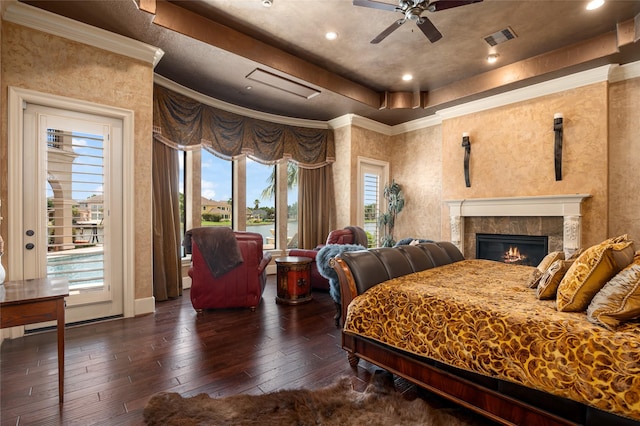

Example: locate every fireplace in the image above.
[446,195,591,257]
[476,233,548,266]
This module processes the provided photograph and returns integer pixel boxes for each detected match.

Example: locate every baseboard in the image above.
[182,275,191,289]
[135,296,155,316]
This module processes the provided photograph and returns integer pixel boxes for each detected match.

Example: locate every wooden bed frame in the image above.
[332,253,640,426]
[342,333,578,426]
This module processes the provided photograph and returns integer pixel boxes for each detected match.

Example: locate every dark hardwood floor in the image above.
[0,275,487,425]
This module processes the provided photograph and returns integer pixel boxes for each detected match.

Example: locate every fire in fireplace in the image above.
[476,233,548,266]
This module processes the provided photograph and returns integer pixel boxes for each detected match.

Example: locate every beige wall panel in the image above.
[1,23,154,300]
[332,125,352,229]
[441,83,609,249]
[609,76,640,243]
[350,126,391,227]
[391,125,443,242]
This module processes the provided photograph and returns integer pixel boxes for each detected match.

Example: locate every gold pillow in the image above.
[537,259,572,299]
[604,234,629,244]
[556,240,635,312]
[537,251,565,273]
[567,248,583,260]
[526,268,543,289]
[587,260,640,330]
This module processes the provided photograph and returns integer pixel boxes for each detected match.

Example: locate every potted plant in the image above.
[377,180,405,247]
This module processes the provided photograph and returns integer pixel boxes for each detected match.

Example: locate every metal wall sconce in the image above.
[553,113,563,181]
[462,132,471,187]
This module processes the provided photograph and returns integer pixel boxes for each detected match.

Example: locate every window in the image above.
[246,159,276,248]
[178,147,295,252]
[358,157,389,248]
[201,150,232,228]
[46,128,106,294]
[287,162,298,249]
[178,150,186,256]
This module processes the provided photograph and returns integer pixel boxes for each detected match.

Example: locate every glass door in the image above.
[23,105,124,324]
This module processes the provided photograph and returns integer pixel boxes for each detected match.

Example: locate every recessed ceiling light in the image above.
[586,0,604,10]
[262,0,273,8]
[402,74,413,81]
[325,32,338,41]
[487,53,499,64]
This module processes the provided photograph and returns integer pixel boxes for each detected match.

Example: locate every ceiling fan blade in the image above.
[428,0,483,12]
[371,19,406,44]
[416,16,442,43]
[352,0,398,12]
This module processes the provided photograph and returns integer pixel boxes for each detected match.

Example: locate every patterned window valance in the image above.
[153,84,335,168]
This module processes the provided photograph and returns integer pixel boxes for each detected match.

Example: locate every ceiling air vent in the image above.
[246,68,320,100]
[483,27,517,47]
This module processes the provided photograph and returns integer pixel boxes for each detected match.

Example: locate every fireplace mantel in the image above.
[446,194,591,255]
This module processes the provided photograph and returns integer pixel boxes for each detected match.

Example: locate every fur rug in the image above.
[143,371,487,426]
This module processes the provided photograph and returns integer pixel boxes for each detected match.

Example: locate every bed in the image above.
[331,241,640,426]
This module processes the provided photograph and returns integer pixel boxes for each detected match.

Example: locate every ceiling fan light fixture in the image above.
[407,8,422,21]
[487,53,499,64]
[586,0,604,10]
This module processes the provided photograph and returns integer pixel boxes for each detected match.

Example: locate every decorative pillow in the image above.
[587,260,640,330]
[537,251,565,273]
[557,240,635,312]
[567,248,583,260]
[604,234,629,244]
[526,269,544,289]
[537,259,572,299]
[525,251,565,289]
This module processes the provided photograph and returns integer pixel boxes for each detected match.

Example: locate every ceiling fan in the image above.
[353,0,483,44]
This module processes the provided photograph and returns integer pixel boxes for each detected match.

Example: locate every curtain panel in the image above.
[152,140,183,301]
[153,84,335,168]
[298,166,336,249]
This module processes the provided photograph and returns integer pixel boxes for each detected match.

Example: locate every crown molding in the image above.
[154,75,329,129]
[609,61,640,83]
[3,2,164,67]
[436,65,614,120]
[329,114,393,135]
[390,114,442,136]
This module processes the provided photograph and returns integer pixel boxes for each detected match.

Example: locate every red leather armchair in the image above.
[188,230,272,311]
[289,226,366,290]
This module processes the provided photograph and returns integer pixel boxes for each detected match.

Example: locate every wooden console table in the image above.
[0,277,69,403]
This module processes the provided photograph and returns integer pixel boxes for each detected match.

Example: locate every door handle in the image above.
[25,243,35,250]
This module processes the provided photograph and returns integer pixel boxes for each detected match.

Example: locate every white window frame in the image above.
[357,157,389,246]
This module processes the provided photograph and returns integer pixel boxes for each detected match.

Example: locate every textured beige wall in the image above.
[1,23,154,300]
[609,76,640,243]
[333,125,392,228]
[332,125,352,228]
[349,126,392,226]
[440,83,609,249]
[390,125,443,241]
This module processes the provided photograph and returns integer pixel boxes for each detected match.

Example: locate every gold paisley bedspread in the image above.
[344,259,640,420]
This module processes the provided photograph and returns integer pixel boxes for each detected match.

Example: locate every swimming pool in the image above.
[47,252,104,290]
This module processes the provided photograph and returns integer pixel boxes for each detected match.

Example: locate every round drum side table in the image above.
[275,256,313,305]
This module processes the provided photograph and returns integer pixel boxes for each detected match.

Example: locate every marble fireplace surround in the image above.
[446,195,591,257]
